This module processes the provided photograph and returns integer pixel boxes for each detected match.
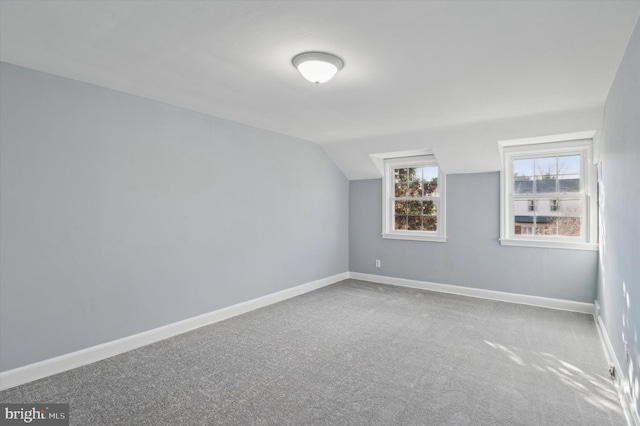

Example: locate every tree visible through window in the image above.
[393,166,438,231]
[382,155,446,242]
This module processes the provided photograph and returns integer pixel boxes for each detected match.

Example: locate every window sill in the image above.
[499,238,598,251]
[382,232,446,242]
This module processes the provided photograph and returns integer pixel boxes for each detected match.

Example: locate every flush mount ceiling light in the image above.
[292,52,344,84]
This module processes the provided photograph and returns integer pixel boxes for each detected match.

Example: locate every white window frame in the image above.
[500,139,597,251]
[382,155,446,242]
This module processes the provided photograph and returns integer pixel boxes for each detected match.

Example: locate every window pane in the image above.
[514,177,533,194]
[408,200,422,215]
[409,180,422,197]
[423,178,438,196]
[514,214,533,234]
[514,158,534,177]
[420,166,438,180]
[558,199,581,217]
[535,176,557,193]
[394,215,407,230]
[559,174,580,192]
[516,225,535,235]
[422,216,437,231]
[408,216,421,230]
[536,216,558,235]
[514,158,534,194]
[515,199,533,215]
[395,168,408,183]
[394,200,407,215]
[422,200,436,215]
[536,198,558,216]
[558,217,581,237]
[395,183,408,197]
[558,155,580,174]
[421,166,439,197]
[407,167,419,181]
[534,157,557,178]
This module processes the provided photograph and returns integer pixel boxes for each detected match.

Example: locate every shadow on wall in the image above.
[598,177,607,296]
[599,170,638,417]
[622,281,639,416]
[484,341,621,416]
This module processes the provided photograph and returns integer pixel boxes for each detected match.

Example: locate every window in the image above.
[382,155,446,242]
[500,138,597,250]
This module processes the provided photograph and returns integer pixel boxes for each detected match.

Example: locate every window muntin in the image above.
[500,139,597,250]
[513,154,581,195]
[392,166,439,231]
[383,156,446,242]
[513,153,583,238]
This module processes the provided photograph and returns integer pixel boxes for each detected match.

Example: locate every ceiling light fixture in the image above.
[292,52,344,84]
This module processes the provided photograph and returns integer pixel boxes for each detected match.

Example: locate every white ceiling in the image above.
[1,1,639,179]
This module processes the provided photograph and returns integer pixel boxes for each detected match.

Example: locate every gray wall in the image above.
[598,18,639,416]
[0,62,349,372]
[350,173,597,303]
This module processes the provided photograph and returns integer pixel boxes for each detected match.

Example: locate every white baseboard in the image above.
[0,271,599,392]
[594,302,639,426]
[348,272,594,314]
[0,272,349,391]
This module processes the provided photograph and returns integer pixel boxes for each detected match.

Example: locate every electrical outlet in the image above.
[375,259,381,268]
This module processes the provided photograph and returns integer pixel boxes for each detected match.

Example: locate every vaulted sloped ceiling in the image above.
[1,1,639,179]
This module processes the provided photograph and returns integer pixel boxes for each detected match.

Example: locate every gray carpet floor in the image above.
[0,279,625,425]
